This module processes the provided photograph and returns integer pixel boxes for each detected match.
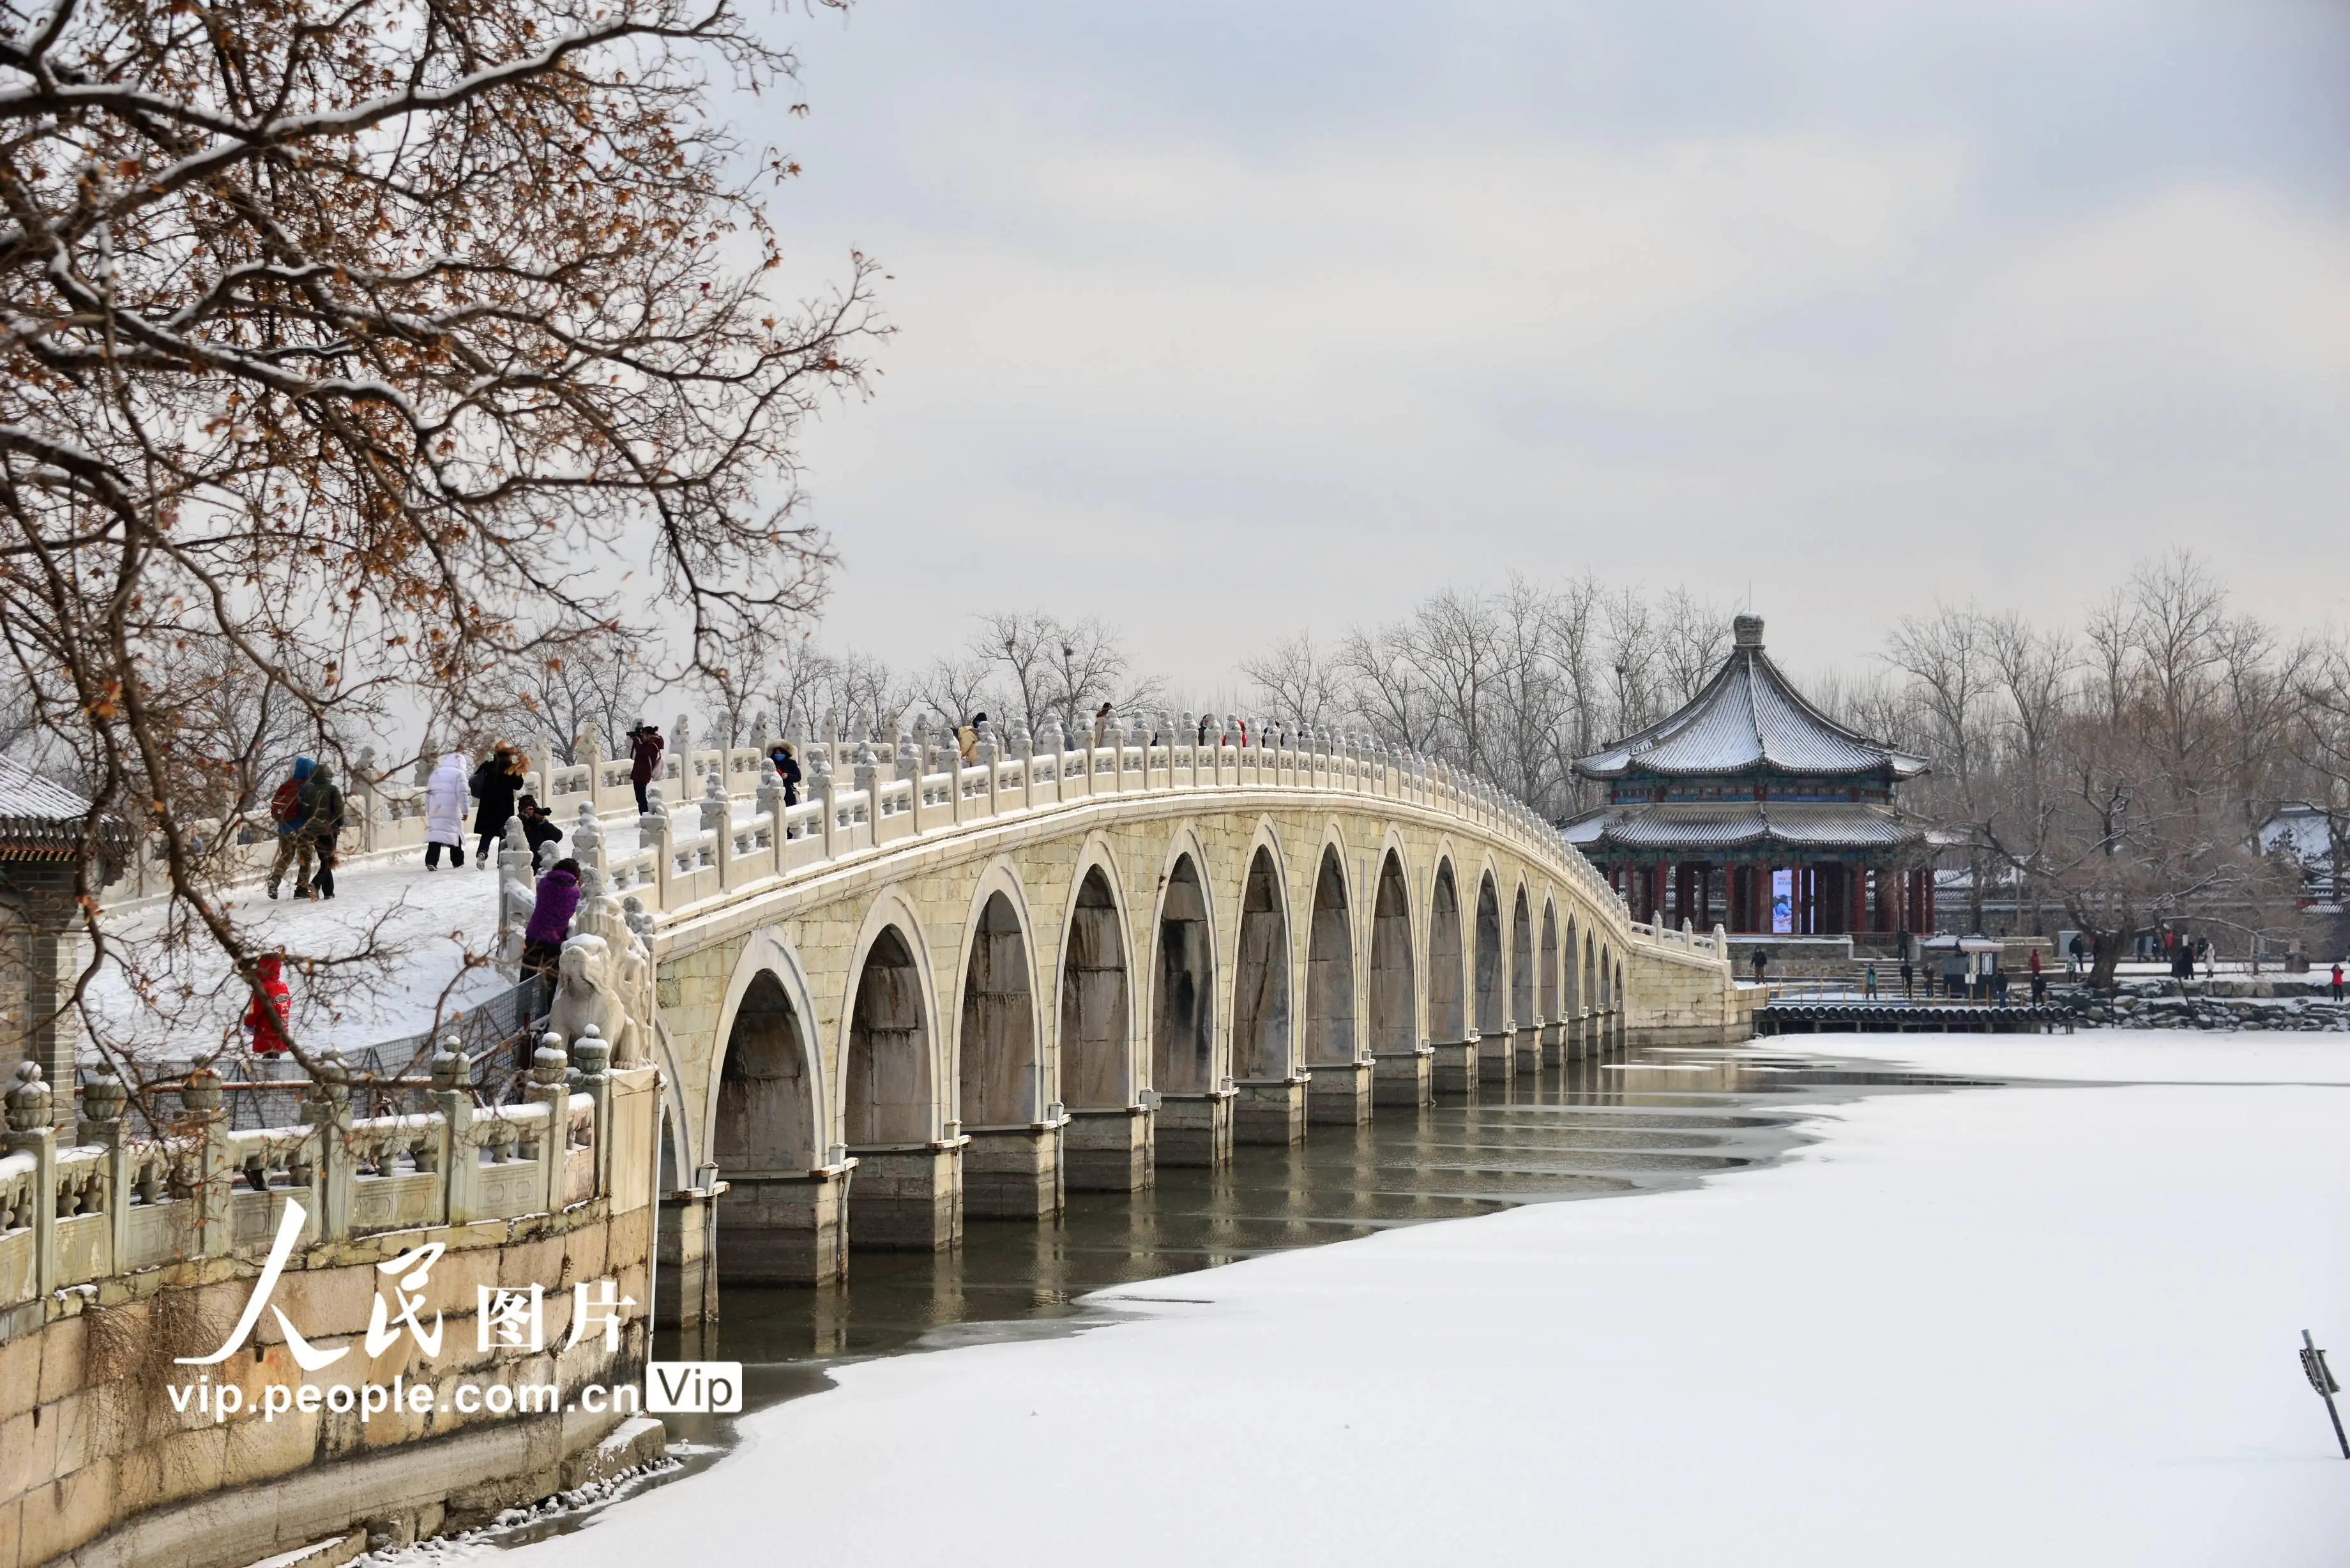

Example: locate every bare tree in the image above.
[972,612,1062,737]
[915,654,999,732]
[1241,633,1344,732]
[512,640,650,764]
[0,0,884,1083]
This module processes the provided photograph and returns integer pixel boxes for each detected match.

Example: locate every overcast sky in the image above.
[736,0,2350,687]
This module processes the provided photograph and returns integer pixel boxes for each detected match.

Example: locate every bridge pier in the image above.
[1512,1023,1542,1074]
[1306,1060,1375,1126]
[1155,1088,1235,1166]
[1065,1105,1155,1192]
[845,1141,965,1251]
[1234,1076,1310,1144]
[962,1122,1065,1219]
[1538,1020,1566,1068]
[1429,1039,1478,1096]
[1476,1029,1516,1084]
[657,1183,723,1327]
[713,1166,851,1285]
[1372,1046,1434,1107]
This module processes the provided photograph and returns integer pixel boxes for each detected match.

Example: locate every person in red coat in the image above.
[246,952,292,1057]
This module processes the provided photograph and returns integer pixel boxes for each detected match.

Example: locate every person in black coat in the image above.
[469,743,526,865]
[517,794,564,859]
[768,742,803,807]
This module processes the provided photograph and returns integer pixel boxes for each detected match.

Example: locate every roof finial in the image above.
[1732,614,1764,649]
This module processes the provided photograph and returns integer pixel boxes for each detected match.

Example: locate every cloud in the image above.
[748,1,2350,683]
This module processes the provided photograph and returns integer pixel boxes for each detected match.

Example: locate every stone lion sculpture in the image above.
[547,934,641,1066]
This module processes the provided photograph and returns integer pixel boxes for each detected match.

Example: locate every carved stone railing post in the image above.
[533,1033,571,1214]
[432,1040,478,1225]
[572,1023,613,1198]
[7,1064,57,1293]
[178,1066,231,1256]
[306,1047,354,1242]
[80,1066,130,1268]
[810,748,838,856]
[976,721,1001,815]
[699,769,730,889]
[851,741,879,843]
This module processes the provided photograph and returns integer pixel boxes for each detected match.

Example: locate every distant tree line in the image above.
[1243,553,2348,974]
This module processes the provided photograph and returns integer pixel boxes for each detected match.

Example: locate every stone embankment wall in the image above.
[0,1066,660,1568]
[2059,979,2350,1032]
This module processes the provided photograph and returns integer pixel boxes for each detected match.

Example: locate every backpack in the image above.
[269,777,303,824]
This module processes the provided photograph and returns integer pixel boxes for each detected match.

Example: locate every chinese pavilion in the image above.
[1561,615,1934,940]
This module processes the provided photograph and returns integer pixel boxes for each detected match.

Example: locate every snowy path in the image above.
[82,855,509,1066]
[508,1034,2350,1567]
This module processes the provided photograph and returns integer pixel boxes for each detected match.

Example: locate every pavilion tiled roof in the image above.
[1559,801,1924,855]
[0,755,106,860]
[1573,615,1929,781]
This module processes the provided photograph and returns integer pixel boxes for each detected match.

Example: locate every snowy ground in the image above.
[504,1032,2350,1567]
[82,853,509,1067]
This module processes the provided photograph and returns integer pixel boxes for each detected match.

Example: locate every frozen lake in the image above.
[462,1032,2350,1567]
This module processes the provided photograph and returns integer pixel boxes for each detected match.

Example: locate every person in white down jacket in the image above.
[424,750,471,869]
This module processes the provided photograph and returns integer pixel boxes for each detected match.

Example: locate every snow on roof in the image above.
[0,754,112,858]
[0,754,93,822]
[1574,616,1929,781]
[1561,801,1924,854]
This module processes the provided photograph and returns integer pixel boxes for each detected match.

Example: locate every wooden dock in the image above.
[1755,1000,2073,1036]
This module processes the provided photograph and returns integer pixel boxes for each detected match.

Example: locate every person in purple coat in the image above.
[520,857,582,981]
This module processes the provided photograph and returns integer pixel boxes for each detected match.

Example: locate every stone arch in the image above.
[1232,843,1294,1080]
[715,967,820,1174]
[1539,898,1559,1022]
[1370,849,1416,1053]
[1564,914,1582,1014]
[1304,844,1358,1066]
[708,939,832,1284]
[1510,882,1534,1027]
[958,887,1040,1128]
[1152,846,1216,1094]
[840,899,958,1250]
[1473,870,1504,1037]
[1428,858,1466,1043]
[1598,943,1614,1009]
[1059,863,1132,1111]
[844,918,937,1146]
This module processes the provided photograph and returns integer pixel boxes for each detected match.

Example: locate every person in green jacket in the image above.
[296,761,346,900]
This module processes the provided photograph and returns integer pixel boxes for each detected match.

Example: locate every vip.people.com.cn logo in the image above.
[165,1198,738,1419]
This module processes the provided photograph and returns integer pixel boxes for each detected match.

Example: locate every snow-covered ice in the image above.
[82,854,509,1064]
[506,1033,2350,1567]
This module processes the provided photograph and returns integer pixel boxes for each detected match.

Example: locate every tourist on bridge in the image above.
[768,740,802,806]
[957,713,985,766]
[2029,947,2047,1004]
[520,857,583,982]
[299,760,345,900]
[1091,702,1113,750]
[516,794,563,859]
[1899,955,1914,999]
[1748,949,1767,985]
[264,757,315,900]
[626,721,665,815]
[470,743,527,864]
[245,951,292,1058]
[1863,961,1877,1000]
[2332,961,2344,1002]
[423,750,470,868]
